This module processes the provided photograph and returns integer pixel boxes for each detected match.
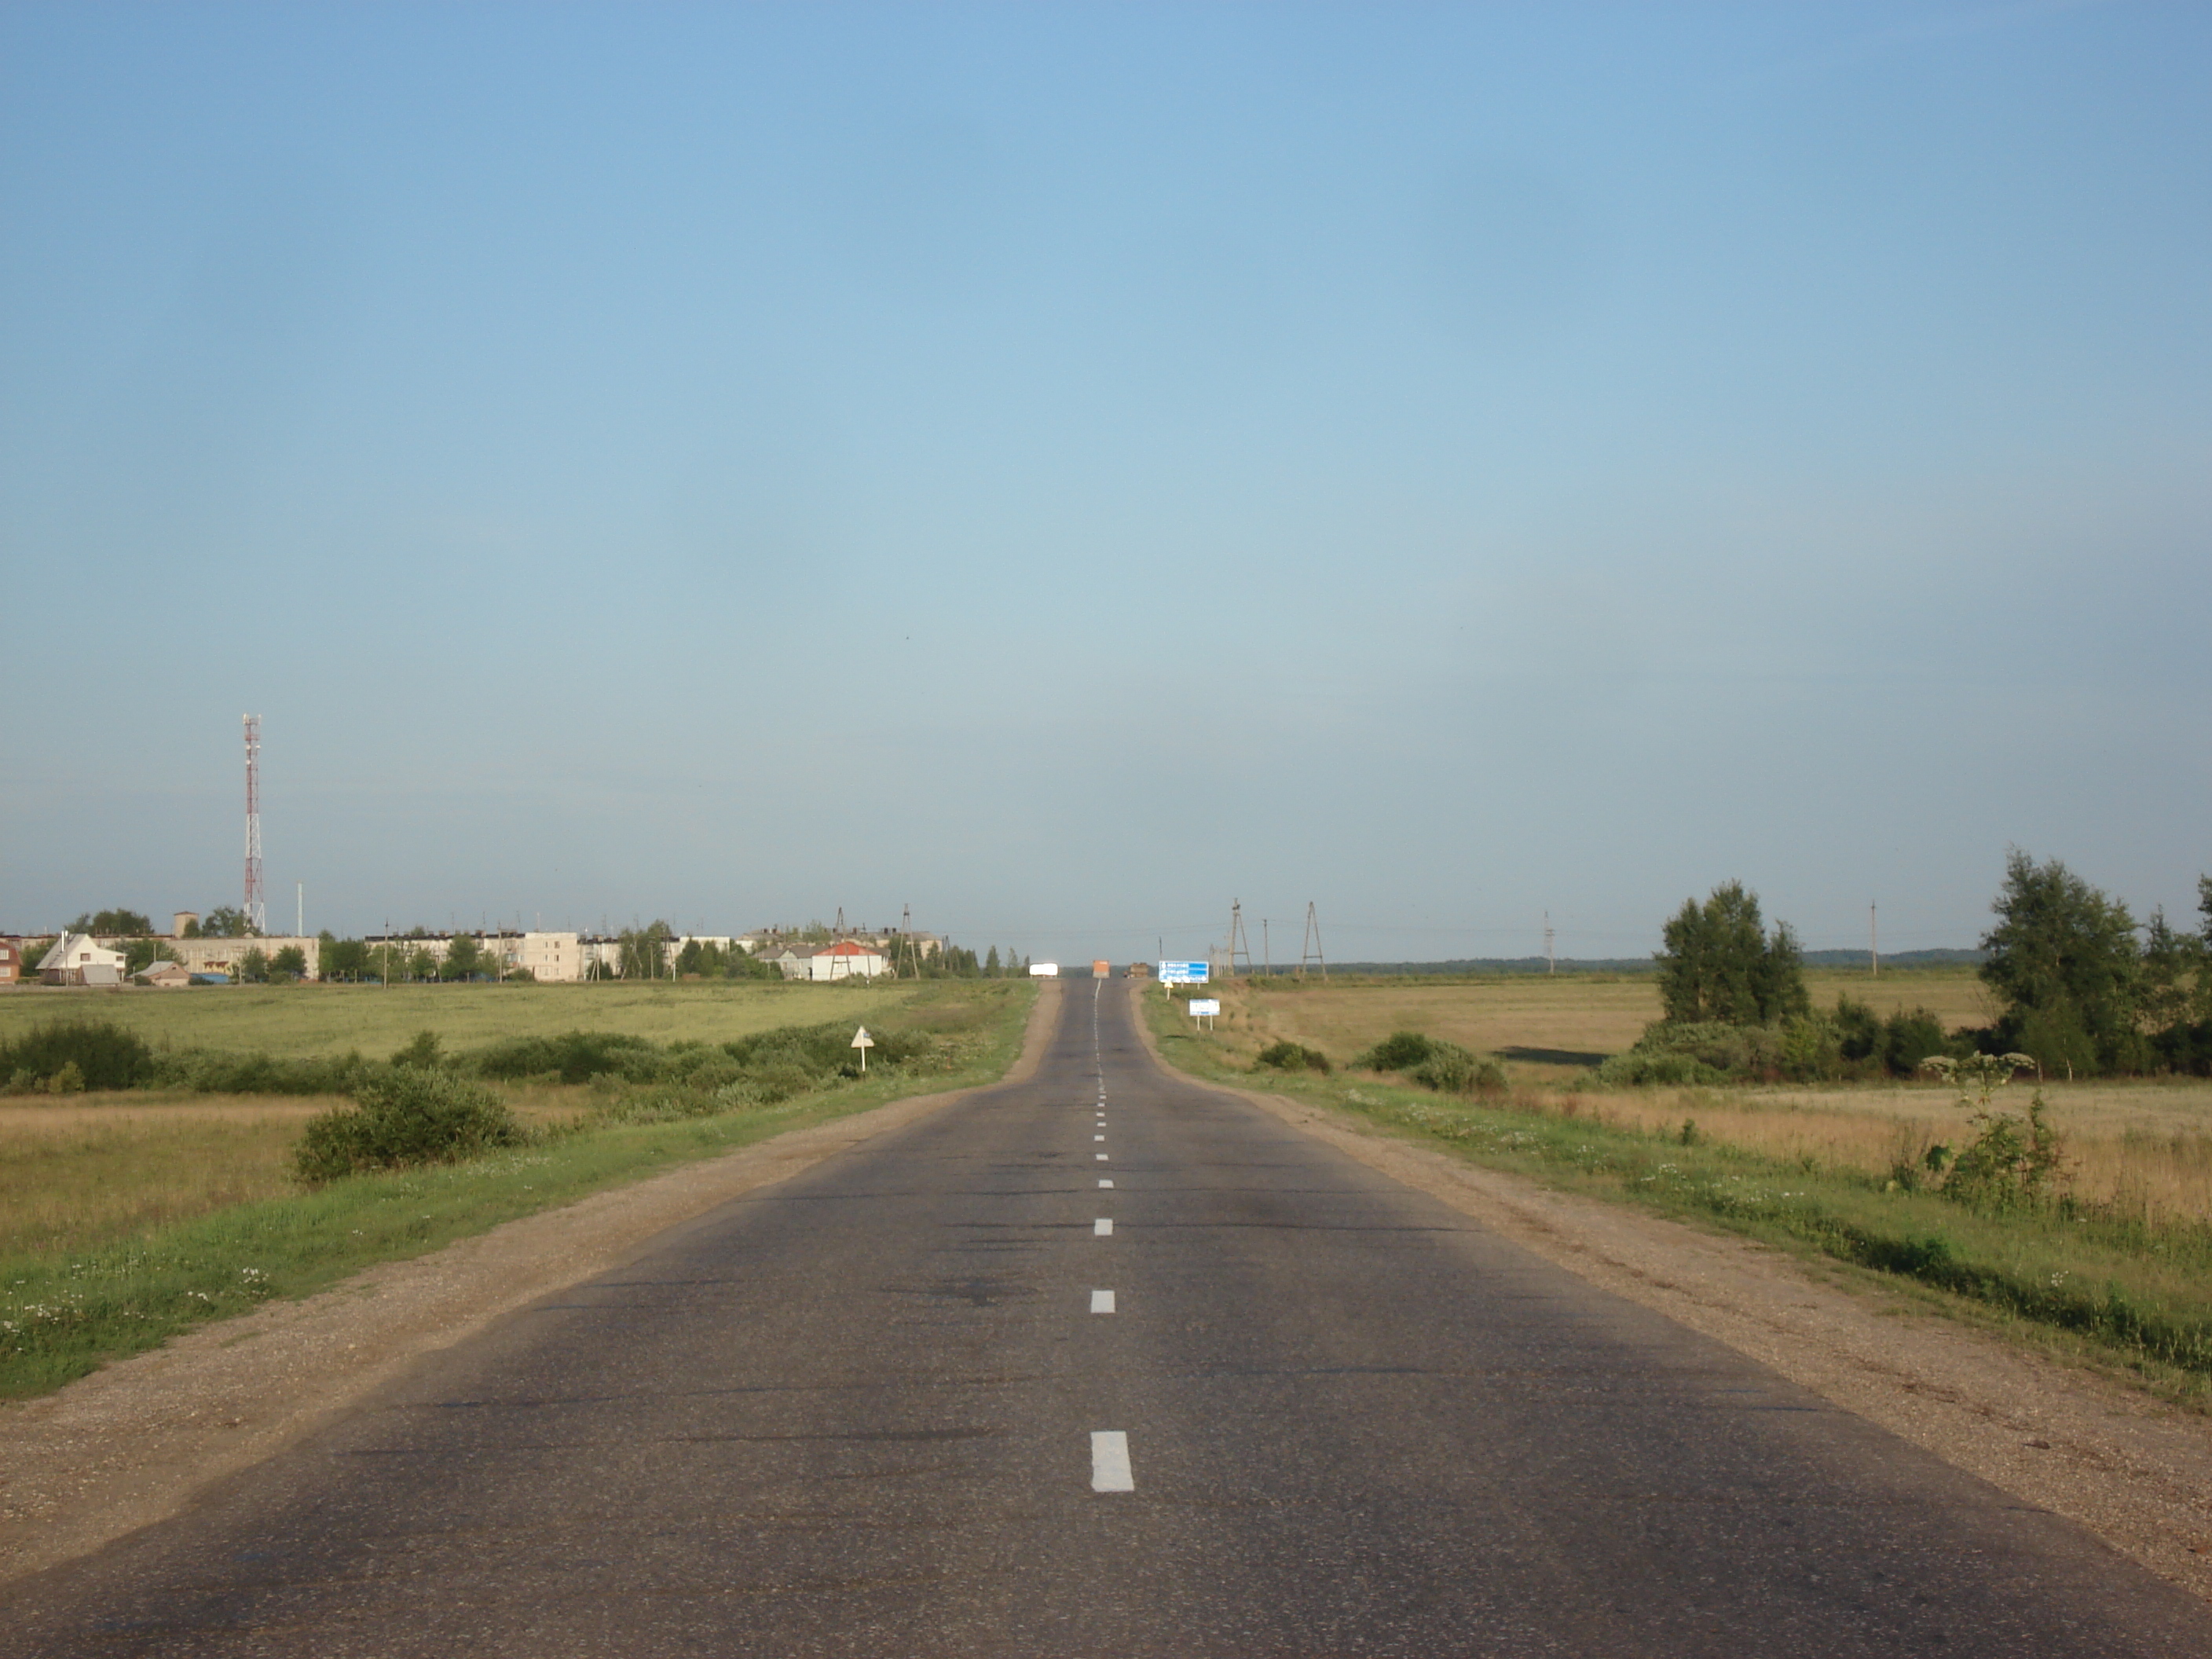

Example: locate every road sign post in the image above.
[851,1025,874,1073]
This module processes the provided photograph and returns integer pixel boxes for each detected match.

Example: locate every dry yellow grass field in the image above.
[1185,971,2212,1223]
[0,1089,592,1258]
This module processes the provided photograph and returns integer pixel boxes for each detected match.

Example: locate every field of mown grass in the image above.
[1188,969,2211,1219]
[0,979,1037,1399]
[1146,980,2212,1404]
[0,976,925,1058]
[1210,966,1994,1082]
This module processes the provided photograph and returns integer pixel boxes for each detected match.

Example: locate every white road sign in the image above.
[851,1025,873,1071]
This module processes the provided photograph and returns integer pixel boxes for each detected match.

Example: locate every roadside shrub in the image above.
[390,1030,446,1069]
[0,1020,155,1092]
[1353,1030,1502,1094]
[469,1030,660,1083]
[1882,1007,1950,1076]
[149,1049,377,1096]
[1603,1021,1784,1083]
[1254,1041,1330,1075]
[295,1067,525,1183]
[1356,1031,1438,1072]
[1409,1042,1505,1095]
[1595,1050,1726,1087]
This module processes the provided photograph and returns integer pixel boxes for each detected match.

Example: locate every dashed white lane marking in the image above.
[1091,1289,1115,1313]
[1094,1134,1106,1142]
[1094,1218,1113,1235]
[1091,1430,1134,1492]
[1098,1178,1113,1187]
[1097,1152,1108,1161]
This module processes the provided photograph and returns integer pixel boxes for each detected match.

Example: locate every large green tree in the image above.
[200,906,252,938]
[71,908,153,936]
[1655,881,1809,1026]
[1979,850,2141,1075]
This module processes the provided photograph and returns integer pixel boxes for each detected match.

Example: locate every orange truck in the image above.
[1092,960,1111,978]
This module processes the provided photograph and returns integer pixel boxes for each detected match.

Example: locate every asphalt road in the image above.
[9,980,2210,1656]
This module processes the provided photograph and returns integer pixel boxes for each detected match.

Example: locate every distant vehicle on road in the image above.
[1029,962,1059,977]
[1092,960,1111,978]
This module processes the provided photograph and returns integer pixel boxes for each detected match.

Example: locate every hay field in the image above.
[0,1090,593,1258]
[1212,967,1983,1081]
[0,978,925,1058]
[1185,970,2212,1222]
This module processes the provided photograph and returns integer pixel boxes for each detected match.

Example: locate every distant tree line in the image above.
[1632,854,2212,1082]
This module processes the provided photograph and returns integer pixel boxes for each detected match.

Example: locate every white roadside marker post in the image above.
[851,1025,873,1073]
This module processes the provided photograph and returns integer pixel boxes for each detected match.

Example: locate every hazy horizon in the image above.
[5,4,2207,965]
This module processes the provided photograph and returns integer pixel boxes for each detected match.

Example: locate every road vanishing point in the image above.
[7,980,2210,1655]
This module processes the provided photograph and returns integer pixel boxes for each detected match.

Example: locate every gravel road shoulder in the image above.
[1128,983,2212,1604]
[0,980,1062,1588]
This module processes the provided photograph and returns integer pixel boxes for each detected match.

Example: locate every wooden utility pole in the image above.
[1870,901,1879,978]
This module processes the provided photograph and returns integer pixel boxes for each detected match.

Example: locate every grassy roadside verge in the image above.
[1144,989,2212,1408]
[0,983,1036,1401]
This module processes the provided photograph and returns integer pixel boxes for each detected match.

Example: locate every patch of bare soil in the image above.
[0,982,1061,1588]
[1130,985,2212,1605]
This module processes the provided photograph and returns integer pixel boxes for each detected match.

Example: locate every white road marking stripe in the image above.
[1094,1218,1113,1235]
[1098,1178,1113,1187]
[1097,1152,1108,1160]
[1091,1430,1134,1492]
[1091,1289,1115,1313]
[1094,1134,1105,1141]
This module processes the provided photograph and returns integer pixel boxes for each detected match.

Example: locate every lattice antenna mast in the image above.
[242,714,266,935]
[1299,901,1327,980]
[1227,899,1254,979]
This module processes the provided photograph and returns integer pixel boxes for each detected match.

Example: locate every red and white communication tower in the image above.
[243,713,266,935]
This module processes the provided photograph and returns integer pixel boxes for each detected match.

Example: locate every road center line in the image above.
[1091,1289,1115,1313]
[1091,1430,1134,1492]
[1098,1178,1113,1187]
[1094,1218,1112,1236]
[1097,1152,1108,1160]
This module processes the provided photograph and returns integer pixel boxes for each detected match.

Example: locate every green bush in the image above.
[0,1020,155,1091]
[1254,1041,1330,1075]
[469,1029,660,1083]
[1356,1031,1438,1072]
[1408,1043,1505,1094]
[295,1068,526,1183]
[149,1049,377,1096]
[1882,1006,1950,1075]
[1594,1049,1726,1086]
[1353,1030,1501,1093]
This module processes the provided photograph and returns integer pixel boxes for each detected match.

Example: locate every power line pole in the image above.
[1299,901,1327,980]
[1262,918,1270,976]
[1544,910,1555,975]
[1870,901,1879,978]
[1227,899,1254,979]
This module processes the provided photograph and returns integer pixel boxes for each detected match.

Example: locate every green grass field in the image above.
[0,977,927,1058]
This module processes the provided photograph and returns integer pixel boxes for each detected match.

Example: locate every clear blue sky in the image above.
[3,2,2207,962]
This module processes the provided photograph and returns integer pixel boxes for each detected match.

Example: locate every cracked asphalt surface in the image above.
[6,980,2209,1655]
